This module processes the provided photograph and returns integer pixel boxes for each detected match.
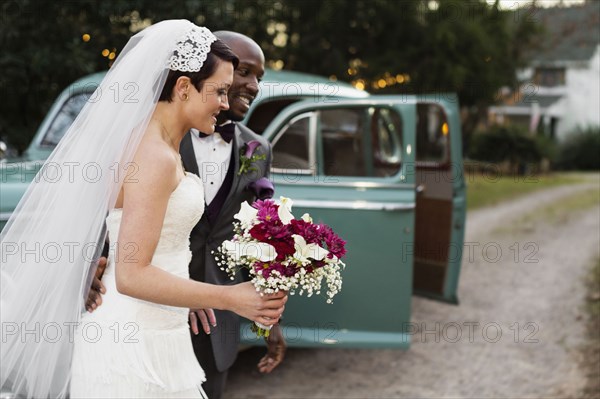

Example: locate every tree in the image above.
[242,0,540,147]
[0,0,541,153]
[0,0,134,152]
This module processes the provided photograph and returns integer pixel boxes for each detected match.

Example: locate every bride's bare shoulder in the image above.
[127,128,178,190]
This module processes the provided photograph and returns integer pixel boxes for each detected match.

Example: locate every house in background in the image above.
[489,2,599,141]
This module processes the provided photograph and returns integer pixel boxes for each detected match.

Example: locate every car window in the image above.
[321,107,403,177]
[371,107,403,176]
[41,92,92,147]
[247,98,302,135]
[270,106,403,178]
[416,103,449,166]
[271,112,314,174]
[321,108,365,176]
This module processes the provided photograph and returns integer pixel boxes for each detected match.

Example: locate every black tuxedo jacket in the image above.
[180,124,271,372]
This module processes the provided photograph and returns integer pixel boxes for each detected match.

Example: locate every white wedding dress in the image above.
[70,173,207,398]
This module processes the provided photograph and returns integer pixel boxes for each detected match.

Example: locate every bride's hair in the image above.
[159,39,239,102]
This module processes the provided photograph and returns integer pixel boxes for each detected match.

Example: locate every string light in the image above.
[352,80,365,90]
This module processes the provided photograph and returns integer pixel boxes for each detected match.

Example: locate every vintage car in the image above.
[0,69,466,348]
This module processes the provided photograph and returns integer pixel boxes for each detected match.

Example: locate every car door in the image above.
[244,97,418,348]
[412,94,466,304]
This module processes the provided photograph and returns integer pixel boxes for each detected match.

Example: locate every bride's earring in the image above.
[182,93,189,101]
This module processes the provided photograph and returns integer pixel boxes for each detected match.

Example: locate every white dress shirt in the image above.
[190,126,233,205]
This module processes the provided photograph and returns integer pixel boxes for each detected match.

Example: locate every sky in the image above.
[487,0,586,9]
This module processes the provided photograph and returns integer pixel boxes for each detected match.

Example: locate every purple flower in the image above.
[239,141,266,175]
[244,140,261,158]
[250,220,290,241]
[246,177,274,200]
[290,219,321,244]
[254,262,272,279]
[254,199,279,223]
[319,223,347,259]
[282,263,297,277]
[255,261,292,279]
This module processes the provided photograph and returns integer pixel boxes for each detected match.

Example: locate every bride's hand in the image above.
[229,282,287,327]
[189,308,217,335]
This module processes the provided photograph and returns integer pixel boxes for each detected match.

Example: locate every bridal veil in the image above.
[0,20,212,398]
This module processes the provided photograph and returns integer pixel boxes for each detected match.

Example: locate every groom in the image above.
[181,31,286,399]
[87,32,286,399]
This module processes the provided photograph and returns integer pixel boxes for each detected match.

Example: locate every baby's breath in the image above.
[214,197,347,337]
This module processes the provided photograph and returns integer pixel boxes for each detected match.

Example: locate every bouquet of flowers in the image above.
[214,197,347,337]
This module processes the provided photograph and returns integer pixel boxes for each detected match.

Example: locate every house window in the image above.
[534,67,566,87]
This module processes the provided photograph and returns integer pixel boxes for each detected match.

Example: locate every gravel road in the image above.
[224,179,600,399]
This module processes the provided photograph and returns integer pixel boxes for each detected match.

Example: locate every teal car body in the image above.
[0,70,466,349]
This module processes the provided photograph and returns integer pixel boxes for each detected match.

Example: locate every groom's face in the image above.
[218,37,265,123]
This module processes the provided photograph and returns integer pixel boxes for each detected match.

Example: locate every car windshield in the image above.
[41,92,92,147]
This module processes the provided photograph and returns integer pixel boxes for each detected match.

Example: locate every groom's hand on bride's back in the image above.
[189,308,217,335]
[85,256,107,312]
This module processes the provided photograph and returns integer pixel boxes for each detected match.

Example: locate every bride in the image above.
[0,20,286,398]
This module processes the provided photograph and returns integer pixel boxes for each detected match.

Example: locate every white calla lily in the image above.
[278,196,294,224]
[234,201,258,229]
[223,240,277,262]
[292,234,329,263]
[301,213,313,223]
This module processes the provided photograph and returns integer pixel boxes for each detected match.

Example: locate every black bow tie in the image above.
[197,123,235,143]
[213,123,235,143]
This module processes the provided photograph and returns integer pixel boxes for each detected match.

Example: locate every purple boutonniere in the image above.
[247,177,275,200]
[239,140,266,175]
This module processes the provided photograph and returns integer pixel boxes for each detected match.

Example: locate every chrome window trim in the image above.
[271,111,317,175]
[308,111,317,170]
[272,179,414,189]
[291,199,415,211]
[271,167,313,175]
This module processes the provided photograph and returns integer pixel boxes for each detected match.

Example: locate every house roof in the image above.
[526,2,600,65]
[490,91,564,117]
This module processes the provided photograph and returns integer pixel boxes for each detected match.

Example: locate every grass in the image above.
[466,171,596,210]
[523,186,600,223]
[581,257,600,399]
[491,187,600,235]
